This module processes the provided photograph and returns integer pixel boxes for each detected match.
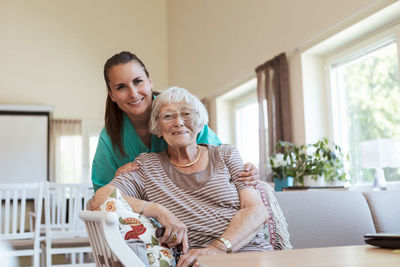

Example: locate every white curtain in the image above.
[50,119,82,183]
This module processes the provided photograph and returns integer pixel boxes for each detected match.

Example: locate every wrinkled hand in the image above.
[89,184,115,211]
[177,247,221,267]
[156,205,189,252]
[238,162,260,186]
[115,161,140,177]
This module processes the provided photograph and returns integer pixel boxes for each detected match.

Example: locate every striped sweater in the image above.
[111,144,272,251]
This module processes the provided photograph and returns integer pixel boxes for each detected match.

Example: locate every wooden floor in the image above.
[19,255,66,266]
[18,254,93,266]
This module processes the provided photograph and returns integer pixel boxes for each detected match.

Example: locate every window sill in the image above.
[348,181,400,192]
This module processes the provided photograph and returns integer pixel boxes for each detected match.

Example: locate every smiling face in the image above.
[107,61,153,118]
[157,102,198,149]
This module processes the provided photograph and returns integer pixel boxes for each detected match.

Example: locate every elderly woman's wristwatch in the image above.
[217,237,232,253]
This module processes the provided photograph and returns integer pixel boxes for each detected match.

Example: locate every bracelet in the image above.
[139,202,148,216]
[216,237,232,253]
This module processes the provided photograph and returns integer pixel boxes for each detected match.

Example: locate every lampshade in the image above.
[361,138,400,169]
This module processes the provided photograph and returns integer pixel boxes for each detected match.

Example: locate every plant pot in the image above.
[303,175,325,187]
[274,176,294,191]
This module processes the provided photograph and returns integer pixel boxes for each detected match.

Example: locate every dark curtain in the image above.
[255,53,292,181]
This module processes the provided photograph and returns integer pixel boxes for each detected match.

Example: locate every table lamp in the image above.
[360,138,400,190]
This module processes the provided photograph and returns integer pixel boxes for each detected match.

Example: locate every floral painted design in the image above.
[159,259,170,267]
[160,249,172,259]
[147,252,156,265]
[120,217,147,240]
[105,201,116,212]
[120,217,142,226]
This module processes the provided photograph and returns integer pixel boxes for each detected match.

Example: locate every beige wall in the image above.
[0,0,387,140]
[167,0,378,143]
[0,0,168,119]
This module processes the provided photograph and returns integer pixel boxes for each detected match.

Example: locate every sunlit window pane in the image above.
[235,102,259,164]
[331,40,400,183]
[59,135,82,183]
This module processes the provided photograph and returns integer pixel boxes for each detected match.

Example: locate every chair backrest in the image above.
[0,182,44,267]
[0,182,43,241]
[275,191,376,249]
[363,191,400,233]
[44,182,94,238]
[79,210,145,267]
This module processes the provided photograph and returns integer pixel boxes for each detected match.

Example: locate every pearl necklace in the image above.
[169,146,201,168]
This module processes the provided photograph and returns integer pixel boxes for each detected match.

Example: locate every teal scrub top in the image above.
[91,113,221,191]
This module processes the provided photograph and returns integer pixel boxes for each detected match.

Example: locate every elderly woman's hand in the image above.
[154,205,189,252]
[88,184,116,211]
[238,162,260,186]
[114,161,140,177]
[177,246,223,267]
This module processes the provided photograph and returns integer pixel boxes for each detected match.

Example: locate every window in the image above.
[328,34,400,184]
[82,120,101,183]
[53,119,101,183]
[233,94,259,164]
[216,78,260,165]
[59,135,82,183]
[298,2,400,188]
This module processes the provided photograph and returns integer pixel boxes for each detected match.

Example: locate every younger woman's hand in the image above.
[115,161,140,177]
[89,184,116,211]
[238,162,260,186]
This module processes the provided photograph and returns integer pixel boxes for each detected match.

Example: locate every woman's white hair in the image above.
[149,87,209,136]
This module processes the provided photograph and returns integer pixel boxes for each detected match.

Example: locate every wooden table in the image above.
[198,245,400,267]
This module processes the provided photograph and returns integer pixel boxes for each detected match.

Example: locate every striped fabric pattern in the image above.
[112,144,272,252]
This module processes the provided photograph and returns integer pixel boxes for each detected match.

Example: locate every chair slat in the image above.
[67,187,73,231]
[12,189,18,234]
[0,191,2,233]
[60,187,67,231]
[73,187,82,231]
[20,189,27,234]
[4,190,11,234]
[51,190,56,226]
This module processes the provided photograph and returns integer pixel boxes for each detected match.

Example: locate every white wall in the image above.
[0,0,168,120]
[167,0,379,144]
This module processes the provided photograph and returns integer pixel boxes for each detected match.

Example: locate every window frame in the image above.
[215,78,259,163]
[82,119,102,183]
[324,23,400,184]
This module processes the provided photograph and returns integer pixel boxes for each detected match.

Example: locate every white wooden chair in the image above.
[0,182,44,267]
[42,182,95,266]
[79,210,146,267]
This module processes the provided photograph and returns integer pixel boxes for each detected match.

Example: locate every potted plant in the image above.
[269,141,297,191]
[300,138,348,186]
[269,138,348,189]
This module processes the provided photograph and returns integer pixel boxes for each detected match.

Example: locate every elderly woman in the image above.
[92,87,272,267]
